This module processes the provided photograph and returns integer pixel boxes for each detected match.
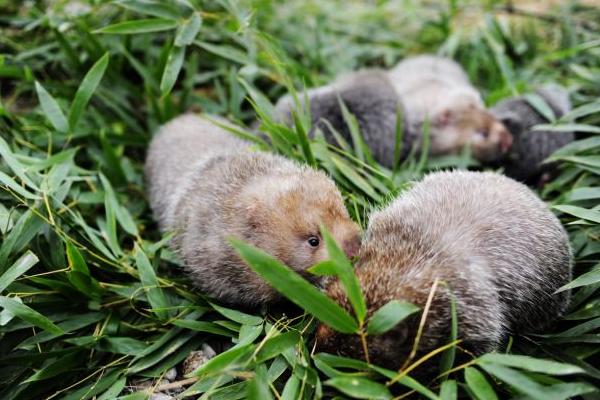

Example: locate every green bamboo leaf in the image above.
[35,81,68,133]
[553,205,600,224]
[557,266,600,292]
[24,351,82,382]
[247,364,273,400]
[479,353,584,375]
[524,93,556,122]
[0,210,45,268]
[0,136,39,191]
[0,296,63,335]
[0,171,40,200]
[281,375,300,400]
[175,13,202,46]
[439,380,457,400]
[478,363,547,398]
[439,292,458,375]
[0,250,38,293]
[324,376,392,400]
[68,52,109,130]
[292,110,317,167]
[367,300,419,335]
[172,319,235,336]
[196,41,251,64]
[115,0,181,19]
[100,337,148,355]
[94,18,178,34]
[330,154,380,201]
[560,100,600,120]
[134,243,169,320]
[534,123,600,134]
[66,242,103,298]
[210,303,263,326]
[230,238,359,334]
[255,331,300,364]
[100,174,138,236]
[464,367,498,400]
[320,226,365,324]
[160,44,186,96]
[191,343,254,377]
[550,136,600,158]
[98,377,127,400]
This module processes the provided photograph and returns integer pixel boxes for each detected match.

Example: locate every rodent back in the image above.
[491,88,574,183]
[377,171,571,332]
[274,70,411,167]
[310,71,410,167]
[145,114,249,229]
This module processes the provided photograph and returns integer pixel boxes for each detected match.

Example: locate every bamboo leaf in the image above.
[35,81,68,133]
[367,300,419,335]
[160,44,186,96]
[464,367,498,400]
[68,52,109,130]
[0,296,63,335]
[324,376,392,400]
[175,13,202,46]
[230,238,359,334]
[95,18,178,34]
[0,250,38,293]
[134,243,169,320]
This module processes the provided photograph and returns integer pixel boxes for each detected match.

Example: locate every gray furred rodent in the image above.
[145,114,361,307]
[317,171,572,371]
[274,56,512,166]
[274,70,413,168]
[387,55,513,162]
[491,85,575,184]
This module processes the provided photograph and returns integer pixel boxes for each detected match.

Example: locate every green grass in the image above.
[1,0,600,398]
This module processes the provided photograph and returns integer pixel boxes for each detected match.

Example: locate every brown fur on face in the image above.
[431,105,513,162]
[146,114,362,307]
[241,169,361,277]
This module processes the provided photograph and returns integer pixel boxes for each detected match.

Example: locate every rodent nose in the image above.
[343,235,361,259]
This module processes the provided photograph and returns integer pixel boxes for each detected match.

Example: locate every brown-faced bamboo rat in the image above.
[317,171,572,371]
[388,55,513,162]
[275,56,512,167]
[145,114,361,307]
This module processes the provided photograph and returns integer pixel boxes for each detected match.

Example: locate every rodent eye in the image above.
[307,236,320,247]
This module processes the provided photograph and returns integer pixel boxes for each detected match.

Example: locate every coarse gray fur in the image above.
[274,70,412,168]
[318,171,572,370]
[491,85,575,184]
[387,55,513,162]
[145,114,360,307]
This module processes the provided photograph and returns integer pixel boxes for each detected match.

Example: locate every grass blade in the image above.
[35,81,68,133]
[68,52,109,130]
[230,238,359,334]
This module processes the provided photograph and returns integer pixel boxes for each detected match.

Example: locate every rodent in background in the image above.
[274,55,512,166]
[388,55,513,162]
[491,85,575,185]
[145,114,361,307]
[317,171,572,371]
[274,70,413,168]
